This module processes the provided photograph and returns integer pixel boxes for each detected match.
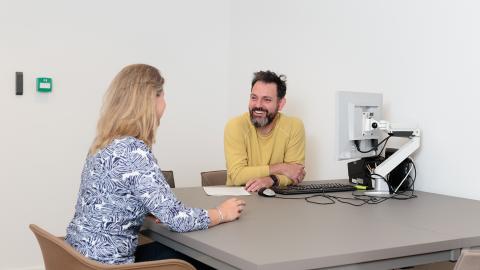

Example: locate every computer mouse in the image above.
[258,187,276,197]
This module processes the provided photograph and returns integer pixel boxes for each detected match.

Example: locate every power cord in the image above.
[355,135,392,154]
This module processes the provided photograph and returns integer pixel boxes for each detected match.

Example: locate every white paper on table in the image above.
[203,186,251,196]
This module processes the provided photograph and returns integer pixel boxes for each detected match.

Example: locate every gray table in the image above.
[142,184,480,270]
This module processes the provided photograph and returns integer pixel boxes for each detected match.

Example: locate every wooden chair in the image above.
[29,224,195,270]
[162,170,175,188]
[453,248,480,270]
[200,170,227,186]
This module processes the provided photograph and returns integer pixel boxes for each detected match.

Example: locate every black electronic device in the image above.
[271,183,355,195]
[347,156,384,188]
[16,72,23,95]
[385,148,411,192]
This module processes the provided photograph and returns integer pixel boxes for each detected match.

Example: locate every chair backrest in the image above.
[201,170,227,186]
[162,170,175,188]
[454,249,480,270]
[29,224,196,270]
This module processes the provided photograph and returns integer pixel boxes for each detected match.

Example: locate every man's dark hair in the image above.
[251,70,287,99]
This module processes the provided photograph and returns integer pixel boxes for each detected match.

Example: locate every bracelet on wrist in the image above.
[216,207,224,223]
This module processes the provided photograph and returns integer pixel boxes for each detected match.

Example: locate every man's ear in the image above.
[278,98,286,111]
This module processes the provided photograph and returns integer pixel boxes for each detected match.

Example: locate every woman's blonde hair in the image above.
[88,64,164,155]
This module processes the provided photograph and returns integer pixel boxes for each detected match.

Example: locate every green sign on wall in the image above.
[36,77,52,93]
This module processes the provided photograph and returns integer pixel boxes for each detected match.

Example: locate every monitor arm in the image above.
[362,113,421,196]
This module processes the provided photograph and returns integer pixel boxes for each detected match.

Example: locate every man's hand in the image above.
[270,163,306,184]
[245,176,274,192]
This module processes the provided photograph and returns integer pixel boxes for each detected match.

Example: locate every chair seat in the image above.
[29,224,196,270]
[454,248,480,270]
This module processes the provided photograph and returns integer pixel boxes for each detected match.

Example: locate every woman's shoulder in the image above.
[100,136,157,170]
[100,136,152,159]
[112,136,148,149]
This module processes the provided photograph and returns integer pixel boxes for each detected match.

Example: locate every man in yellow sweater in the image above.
[224,70,306,192]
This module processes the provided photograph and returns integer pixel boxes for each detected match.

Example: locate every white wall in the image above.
[0,1,229,269]
[228,0,480,199]
[3,0,480,269]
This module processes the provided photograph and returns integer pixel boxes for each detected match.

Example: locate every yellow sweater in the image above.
[224,112,305,186]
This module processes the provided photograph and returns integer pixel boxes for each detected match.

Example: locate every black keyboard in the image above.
[271,183,356,195]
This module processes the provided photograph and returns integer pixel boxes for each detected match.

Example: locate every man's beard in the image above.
[249,107,277,128]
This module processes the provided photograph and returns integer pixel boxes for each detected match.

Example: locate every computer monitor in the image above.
[336,91,383,161]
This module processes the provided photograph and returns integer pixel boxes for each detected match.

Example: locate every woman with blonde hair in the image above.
[66,64,245,269]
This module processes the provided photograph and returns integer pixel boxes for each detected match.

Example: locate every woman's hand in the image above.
[209,197,246,226]
[218,197,246,222]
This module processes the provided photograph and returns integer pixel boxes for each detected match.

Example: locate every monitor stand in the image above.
[364,175,391,197]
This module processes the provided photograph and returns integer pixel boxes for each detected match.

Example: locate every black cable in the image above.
[355,135,391,154]
[350,191,391,204]
[304,194,336,205]
[273,195,311,200]
[391,192,417,200]
[273,193,364,206]
[274,190,401,206]
[391,158,417,199]
[410,159,416,188]
[374,135,391,157]
[328,193,382,206]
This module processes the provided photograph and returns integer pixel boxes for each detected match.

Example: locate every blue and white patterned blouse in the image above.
[66,137,210,264]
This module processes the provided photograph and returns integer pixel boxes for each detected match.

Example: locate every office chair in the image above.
[162,170,175,188]
[200,170,227,186]
[29,224,196,270]
[453,248,480,270]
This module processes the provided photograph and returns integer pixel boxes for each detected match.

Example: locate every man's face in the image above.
[249,81,283,128]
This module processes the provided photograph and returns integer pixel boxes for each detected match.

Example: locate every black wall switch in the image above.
[16,72,23,95]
